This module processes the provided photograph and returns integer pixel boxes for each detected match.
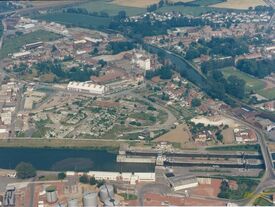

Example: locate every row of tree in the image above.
[236,58,275,78]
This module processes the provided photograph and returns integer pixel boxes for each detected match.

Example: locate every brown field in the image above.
[111,0,160,8]
[154,124,192,147]
[222,127,234,144]
[212,0,267,9]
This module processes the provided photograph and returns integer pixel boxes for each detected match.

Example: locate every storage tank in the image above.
[99,184,114,202]
[46,186,58,204]
[103,198,120,206]
[68,198,78,207]
[83,192,98,207]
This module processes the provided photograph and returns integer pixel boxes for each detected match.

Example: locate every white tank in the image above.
[103,198,120,206]
[68,198,78,207]
[46,186,58,204]
[83,192,98,207]
[99,184,114,202]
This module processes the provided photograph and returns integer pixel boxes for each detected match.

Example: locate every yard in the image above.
[0,30,62,59]
[258,88,275,100]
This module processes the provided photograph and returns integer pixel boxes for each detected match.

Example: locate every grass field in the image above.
[0,30,61,59]
[111,0,159,8]
[212,0,267,9]
[192,0,226,6]
[33,12,112,29]
[78,0,146,16]
[221,67,266,92]
[258,88,275,100]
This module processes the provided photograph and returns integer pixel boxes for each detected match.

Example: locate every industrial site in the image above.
[0,0,274,206]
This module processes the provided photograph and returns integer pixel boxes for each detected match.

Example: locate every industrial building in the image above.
[168,175,199,191]
[67,82,106,95]
[72,171,156,184]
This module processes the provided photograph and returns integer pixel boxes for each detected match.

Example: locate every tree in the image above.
[79,174,89,184]
[191,98,201,107]
[57,172,66,180]
[15,162,36,179]
[89,176,96,185]
[118,10,126,20]
[226,75,245,99]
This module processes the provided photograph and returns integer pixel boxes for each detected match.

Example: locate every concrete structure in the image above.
[136,57,151,70]
[99,184,114,202]
[168,175,199,191]
[83,192,98,207]
[12,51,31,59]
[46,186,58,204]
[67,82,106,95]
[68,198,78,207]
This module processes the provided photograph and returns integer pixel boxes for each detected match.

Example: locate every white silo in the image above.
[83,192,98,207]
[46,186,58,204]
[99,184,114,202]
[68,198,78,207]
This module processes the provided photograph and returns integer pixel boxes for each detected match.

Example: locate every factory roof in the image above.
[168,175,198,187]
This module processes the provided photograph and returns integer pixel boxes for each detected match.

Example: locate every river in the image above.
[0,147,154,172]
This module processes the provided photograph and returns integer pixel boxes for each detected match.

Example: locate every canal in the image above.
[0,147,154,172]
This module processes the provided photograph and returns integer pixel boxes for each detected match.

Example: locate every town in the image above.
[0,0,274,206]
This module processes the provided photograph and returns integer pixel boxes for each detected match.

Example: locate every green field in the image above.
[33,13,112,29]
[0,30,62,59]
[221,67,266,92]
[78,0,145,16]
[191,0,225,6]
[258,88,275,100]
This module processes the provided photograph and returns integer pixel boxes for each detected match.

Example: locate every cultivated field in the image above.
[111,0,160,8]
[78,0,145,16]
[168,0,193,2]
[222,67,266,92]
[212,0,267,9]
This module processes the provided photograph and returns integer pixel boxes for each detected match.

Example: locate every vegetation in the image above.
[236,58,275,79]
[107,41,135,54]
[33,12,112,29]
[0,30,62,59]
[191,98,201,107]
[253,197,273,206]
[119,193,138,200]
[218,178,259,200]
[57,172,66,180]
[79,174,89,183]
[221,67,266,93]
[15,162,36,179]
[207,144,260,152]
[145,65,173,80]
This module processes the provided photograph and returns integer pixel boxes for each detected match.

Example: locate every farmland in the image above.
[0,30,62,59]
[212,0,267,9]
[78,0,146,16]
[221,67,266,92]
[33,12,112,29]
[191,0,226,6]
[111,0,159,8]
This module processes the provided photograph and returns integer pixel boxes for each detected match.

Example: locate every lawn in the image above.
[0,30,62,59]
[221,67,266,92]
[33,12,112,29]
[207,144,260,152]
[78,0,146,16]
[258,88,275,100]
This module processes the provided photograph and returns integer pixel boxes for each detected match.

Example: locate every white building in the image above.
[86,171,155,184]
[67,82,106,95]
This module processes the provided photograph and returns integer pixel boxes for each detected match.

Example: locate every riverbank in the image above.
[0,138,124,152]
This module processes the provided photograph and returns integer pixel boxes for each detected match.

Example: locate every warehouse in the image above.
[67,81,106,95]
[86,171,155,184]
[168,175,198,191]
